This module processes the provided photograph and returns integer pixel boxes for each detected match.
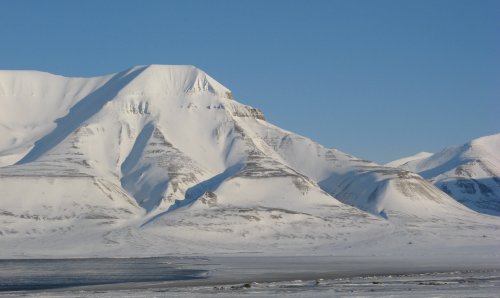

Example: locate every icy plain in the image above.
[1,256,499,297]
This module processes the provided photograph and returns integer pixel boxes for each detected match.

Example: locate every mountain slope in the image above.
[240,119,473,219]
[386,152,433,168]
[388,134,500,216]
[0,65,499,257]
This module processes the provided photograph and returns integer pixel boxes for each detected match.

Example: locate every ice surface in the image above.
[1,256,499,297]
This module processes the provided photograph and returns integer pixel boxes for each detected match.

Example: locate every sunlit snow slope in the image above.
[0,65,498,257]
[388,134,500,216]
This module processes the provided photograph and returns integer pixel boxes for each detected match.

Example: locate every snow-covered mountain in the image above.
[387,134,500,216]
[0,65,498,257]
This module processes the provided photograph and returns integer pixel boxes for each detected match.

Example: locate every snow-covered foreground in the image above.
[1,256,499,297]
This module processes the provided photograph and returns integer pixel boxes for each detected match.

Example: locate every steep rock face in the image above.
[0,65,499,257]
[388,134,500,216]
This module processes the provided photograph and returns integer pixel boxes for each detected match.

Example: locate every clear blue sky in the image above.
[1,0,498,163]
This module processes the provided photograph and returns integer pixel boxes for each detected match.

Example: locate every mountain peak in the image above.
[121,64,233,99]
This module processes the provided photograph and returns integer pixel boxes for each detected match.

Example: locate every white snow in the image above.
[0,65,499,259]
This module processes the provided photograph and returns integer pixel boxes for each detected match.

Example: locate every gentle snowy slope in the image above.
[386,152,433,168]
[388,134,500,216]
[0,65,499,257]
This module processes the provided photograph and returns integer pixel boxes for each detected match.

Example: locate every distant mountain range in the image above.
[0,65,498,257]
[387,133,500,216]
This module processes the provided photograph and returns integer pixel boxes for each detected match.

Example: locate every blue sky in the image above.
[1,0,498,163]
